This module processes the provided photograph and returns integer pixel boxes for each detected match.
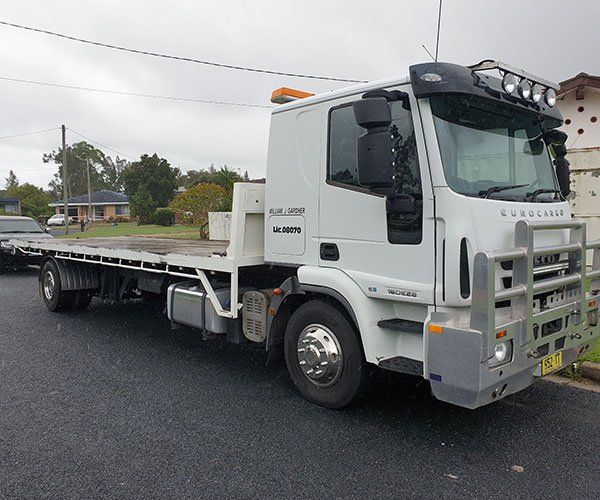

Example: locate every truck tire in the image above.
[284,300,369,409]
[39,259,76,311]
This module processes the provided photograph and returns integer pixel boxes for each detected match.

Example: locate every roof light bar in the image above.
[468,60,559,91]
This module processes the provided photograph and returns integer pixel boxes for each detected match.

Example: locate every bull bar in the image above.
[428,219,600,408]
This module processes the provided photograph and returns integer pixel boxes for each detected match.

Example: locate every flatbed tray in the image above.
[12,236,255,274]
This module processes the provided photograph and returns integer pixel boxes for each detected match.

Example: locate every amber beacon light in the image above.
[270,87,315,104]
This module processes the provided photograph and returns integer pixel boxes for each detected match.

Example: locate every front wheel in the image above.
[284,300,370,409]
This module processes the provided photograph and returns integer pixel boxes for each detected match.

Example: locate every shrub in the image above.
[170,183,229,225]
[130,187,157,225]
[153,207,175,226]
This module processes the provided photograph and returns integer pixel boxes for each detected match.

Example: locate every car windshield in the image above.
[0,219,44,233]
[431,95,561,202]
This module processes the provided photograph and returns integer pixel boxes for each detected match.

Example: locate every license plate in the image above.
[541,352,563,376]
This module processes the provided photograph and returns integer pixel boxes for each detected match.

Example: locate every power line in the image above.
[0,20,366,84]
[67,127,137,161]
[0,76,273,109]
[0,127,58,140]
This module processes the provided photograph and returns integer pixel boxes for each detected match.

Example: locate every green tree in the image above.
[4,170,19,190]
[180,164,243,190]
[44,141,110,199]
[129,186,157,225]
[7,183,52,219]
[123,154,180,207]
[102,156,129,192]
[170,183,229,225]
[216,166,241,195]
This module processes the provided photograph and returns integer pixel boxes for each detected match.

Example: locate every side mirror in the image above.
[353,98,394,191]
[555,157,571,198]
[45,227,51,233]
[544,129,571,198]
[353,97,392,129]
[544,129,568,146]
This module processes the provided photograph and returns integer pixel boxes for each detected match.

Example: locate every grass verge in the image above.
[580,341,600,364]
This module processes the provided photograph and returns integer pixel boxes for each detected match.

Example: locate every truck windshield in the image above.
[0,219,44,233]
[431,95,561,202]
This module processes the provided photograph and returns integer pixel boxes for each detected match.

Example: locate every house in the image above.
[49,190,130,222]
[0,197,21,215]
[556,72,600,255]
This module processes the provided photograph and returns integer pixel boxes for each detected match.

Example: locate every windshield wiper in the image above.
[478,184,528,199]
[526,189,562,202]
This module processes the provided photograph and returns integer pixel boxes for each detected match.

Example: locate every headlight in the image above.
[502,73,519,94]
[518,79,531,99]
[545,88,557,107]
[489,340,513,368]
[0,240,14,250]
[531,84,543,103]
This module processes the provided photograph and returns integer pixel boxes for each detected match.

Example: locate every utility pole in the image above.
[61,125,69,235]
[86,156,92,224]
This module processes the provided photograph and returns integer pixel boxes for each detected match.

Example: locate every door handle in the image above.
[320,243,339,261]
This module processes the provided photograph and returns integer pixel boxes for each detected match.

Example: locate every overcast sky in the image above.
[1,0,598,190]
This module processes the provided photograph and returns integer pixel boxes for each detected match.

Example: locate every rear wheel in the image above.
[284,300,370,409]
[39,260,76,311]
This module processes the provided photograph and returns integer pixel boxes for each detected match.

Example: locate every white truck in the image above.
[14,60,600,409]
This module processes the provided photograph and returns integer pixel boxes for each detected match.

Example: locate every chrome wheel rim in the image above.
[43,271,55,300]
[297,324,343,387]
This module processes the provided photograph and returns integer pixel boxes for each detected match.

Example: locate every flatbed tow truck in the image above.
[13,60,600,409]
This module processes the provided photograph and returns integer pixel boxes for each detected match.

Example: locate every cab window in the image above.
[327,100,423,244]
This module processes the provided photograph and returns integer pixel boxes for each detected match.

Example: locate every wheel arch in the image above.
[265,274,360,354]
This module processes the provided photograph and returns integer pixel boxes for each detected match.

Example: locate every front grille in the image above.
[500,253,560,271]
[497,255,572,311]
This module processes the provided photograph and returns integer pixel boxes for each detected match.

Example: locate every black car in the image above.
[0,216,53,272]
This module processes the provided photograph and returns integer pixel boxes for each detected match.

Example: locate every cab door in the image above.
[318,88,436,305]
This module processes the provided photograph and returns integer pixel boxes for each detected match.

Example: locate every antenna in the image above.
[421,44,436,62]
[434,0,443,62]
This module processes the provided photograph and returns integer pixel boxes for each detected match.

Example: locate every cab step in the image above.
[377,319,424,334]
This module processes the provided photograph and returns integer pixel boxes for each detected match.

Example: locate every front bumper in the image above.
[0,248,43,267]
[427,308,599,409]
[427,219,600,409]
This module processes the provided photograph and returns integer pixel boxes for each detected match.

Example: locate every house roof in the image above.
[558,72,600,98]
[49,190,129,207]
[0,197,20,203]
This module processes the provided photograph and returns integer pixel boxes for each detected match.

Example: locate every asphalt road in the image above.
[1,271,599,499]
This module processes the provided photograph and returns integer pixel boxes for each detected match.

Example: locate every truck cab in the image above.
[264,61,600,408]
